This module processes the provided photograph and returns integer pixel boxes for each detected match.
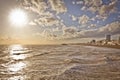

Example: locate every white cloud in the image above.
[79,15,89,24]
[20,0,119,41]
[23,0,47,14]
[60,21,120,39]
[81,6,86,11]
[72,1,75,4]
[71,15,77,21]
[99,0,117,16]
[99,21,120,34]
[76,1,84,5]
[49,0,67,13]
[32,21,120,40]
[79,21,120,38]
[21,0,66,27]
[89,24,96,28]
[34,17,59,27]
[82,0,118,20]
[63,26,77,35]
[29,21,37,26]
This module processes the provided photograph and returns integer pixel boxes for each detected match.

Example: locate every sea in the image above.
[0,44,120,80]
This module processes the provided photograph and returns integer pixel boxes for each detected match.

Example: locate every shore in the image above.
[0,45,120,80]
[69,43,120,49]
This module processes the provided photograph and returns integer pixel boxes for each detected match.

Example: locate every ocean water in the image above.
[0,45,120,80]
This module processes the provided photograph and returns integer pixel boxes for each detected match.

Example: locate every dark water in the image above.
[0,45,120,80]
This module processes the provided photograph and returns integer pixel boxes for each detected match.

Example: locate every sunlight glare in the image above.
[9,45,27,60]
[8,62,26,72]
[9,9,28,27]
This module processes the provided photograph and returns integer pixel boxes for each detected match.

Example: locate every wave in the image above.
[0,45,120,80]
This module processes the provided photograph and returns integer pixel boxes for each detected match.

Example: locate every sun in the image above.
[9,9,28,27]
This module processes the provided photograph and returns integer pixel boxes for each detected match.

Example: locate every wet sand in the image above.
[0,45,120,80]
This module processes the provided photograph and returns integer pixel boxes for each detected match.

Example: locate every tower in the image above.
[106,35,111,41]
[118,36,120,44]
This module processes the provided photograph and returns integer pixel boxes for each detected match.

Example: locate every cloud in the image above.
[76,1,84,5]
[35,26,78,40]
[72,0,84,5]
[79,15,89,24]
[60,21,120,39]
[88,6,98,13]
[21,0,66,27]
[63,26,77,35]
[99,0,117,16]
[31,21,120,40]
[23,0,47,14]
[72,1,75,4]
[88,24,96,28]
[49,0,67,13]
[78,21,120,38]
[81,0,118,20]
[20,0,119,41]
[71,15,77,21]
[29,21,37,26]
[99,21,120,34]
[33,28,59,40]
[95,15,107,21]
[22,0,67,14]
[34,17,59,27]
[81,6,86,11]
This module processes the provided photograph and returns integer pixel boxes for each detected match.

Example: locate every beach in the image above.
[0,45,120,80]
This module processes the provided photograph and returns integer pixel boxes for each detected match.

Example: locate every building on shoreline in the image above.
[118,36,120,44]
[89,35,120,46]
[106,34,111,41]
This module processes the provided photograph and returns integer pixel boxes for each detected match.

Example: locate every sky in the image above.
[0,0,120,44]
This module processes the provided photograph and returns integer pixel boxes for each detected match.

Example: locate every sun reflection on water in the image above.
[7,45,28,80]
[11,54,26,60]
[8,62,26,72]
[10,45,27,54]
[9,45,27,60]
[9,75,25,80]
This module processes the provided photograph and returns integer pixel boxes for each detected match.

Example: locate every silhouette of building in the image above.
[106,35,111,41]
[118,36,120,44]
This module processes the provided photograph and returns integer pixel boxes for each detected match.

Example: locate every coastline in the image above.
[0,43,120,49]
[70,43,120,49]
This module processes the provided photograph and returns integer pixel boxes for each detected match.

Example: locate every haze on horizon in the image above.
[0,0,120,44]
